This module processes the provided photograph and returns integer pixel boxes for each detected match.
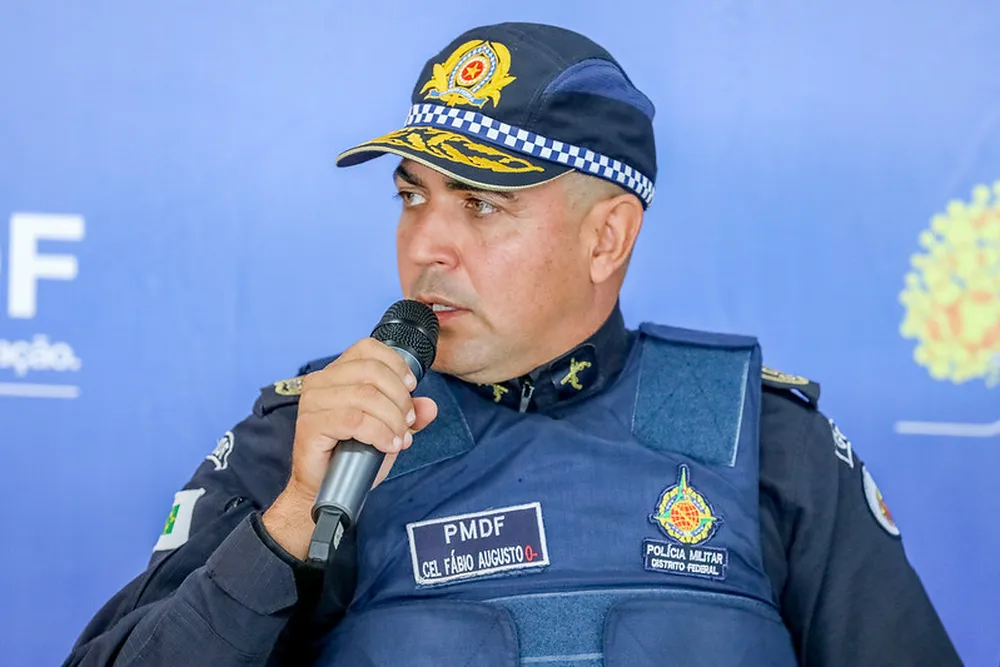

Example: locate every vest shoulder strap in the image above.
[385,372,476,481]
[632,322,761,467]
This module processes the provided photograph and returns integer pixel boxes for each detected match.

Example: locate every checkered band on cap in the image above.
[404,103,655,206]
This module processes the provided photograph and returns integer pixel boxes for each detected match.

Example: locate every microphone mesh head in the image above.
[370,300,440,372]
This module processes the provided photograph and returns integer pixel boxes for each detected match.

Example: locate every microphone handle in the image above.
[312,438,386,526]
[307,345,425,565]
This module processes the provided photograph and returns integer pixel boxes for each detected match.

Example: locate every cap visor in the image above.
[336,125,571,191]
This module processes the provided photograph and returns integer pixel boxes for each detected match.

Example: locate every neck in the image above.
[509,301,617,380]
[456,299,630,413]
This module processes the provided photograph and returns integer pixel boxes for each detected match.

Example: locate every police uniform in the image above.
[64,22,961,667]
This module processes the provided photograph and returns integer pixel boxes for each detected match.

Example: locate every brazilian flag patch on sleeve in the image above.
[153,488,205,552]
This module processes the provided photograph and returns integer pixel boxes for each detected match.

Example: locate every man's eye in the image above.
[397,191,426,207]
[466,198,498,216]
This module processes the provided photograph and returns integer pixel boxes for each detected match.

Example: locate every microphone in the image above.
[307,299,439,566]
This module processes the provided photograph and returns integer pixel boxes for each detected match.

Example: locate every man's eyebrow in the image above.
[393,164,423,188]
[444,178,515,200]
[393,163,515,200]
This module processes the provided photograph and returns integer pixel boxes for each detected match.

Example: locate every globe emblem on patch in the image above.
[669,498,702,532]
[650,465,723,545]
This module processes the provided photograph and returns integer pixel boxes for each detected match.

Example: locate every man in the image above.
[65,22,961,667]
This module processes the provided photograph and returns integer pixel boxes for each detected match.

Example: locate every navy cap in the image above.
[336,22,657,207]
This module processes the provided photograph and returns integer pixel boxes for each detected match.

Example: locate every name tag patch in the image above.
[406,502,549,586]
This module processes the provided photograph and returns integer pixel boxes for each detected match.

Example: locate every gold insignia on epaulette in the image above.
[762,366,810,386]
[274,376,305,396]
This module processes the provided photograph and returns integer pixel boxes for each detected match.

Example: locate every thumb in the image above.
[411,396,438,433]
[374,398,437,487]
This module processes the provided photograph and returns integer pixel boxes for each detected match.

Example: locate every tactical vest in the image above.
[315,323,797,666]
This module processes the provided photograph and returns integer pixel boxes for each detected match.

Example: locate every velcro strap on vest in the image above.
[484,587,788,666]
[386,372,476,481]
[632,323,760,467]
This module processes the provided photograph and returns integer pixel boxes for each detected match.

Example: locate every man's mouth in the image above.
[414,295,465,314]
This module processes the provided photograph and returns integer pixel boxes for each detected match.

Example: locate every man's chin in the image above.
[429,345,487,383]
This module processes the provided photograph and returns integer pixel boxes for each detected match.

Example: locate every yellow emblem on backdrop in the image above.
[420,40,516,108]
[900,180,1000,386]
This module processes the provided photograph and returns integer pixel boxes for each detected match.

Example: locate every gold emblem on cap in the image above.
[421,40,516,108]
[762,366,810,386]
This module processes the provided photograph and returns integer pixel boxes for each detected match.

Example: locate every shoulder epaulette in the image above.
[253,355,343,416]
[761,365,820,406]
[253,375,305,416]
[297,355,339,375]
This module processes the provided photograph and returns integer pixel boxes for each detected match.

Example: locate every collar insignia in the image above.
[491,383,509,403]
[559,357,593,391]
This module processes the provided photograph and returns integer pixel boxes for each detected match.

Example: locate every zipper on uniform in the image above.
[518,377,535,413]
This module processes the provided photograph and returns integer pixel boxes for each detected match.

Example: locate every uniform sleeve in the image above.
[758,391,963,667]
[62,390,309,667]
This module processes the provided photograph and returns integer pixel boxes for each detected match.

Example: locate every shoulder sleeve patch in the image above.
[153,488,206,552]
[862,465,901,537]
[829,419,854,468]
[206,431,235,471]
[761,365,821,406]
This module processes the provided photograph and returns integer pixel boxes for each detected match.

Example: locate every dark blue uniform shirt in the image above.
[63,310,962,666]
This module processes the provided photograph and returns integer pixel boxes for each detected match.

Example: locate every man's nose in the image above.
[401,205,460,269]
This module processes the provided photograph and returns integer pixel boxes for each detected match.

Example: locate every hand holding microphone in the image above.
[261,300,439,564]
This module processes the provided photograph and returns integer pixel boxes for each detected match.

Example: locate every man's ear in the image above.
[587,193,644,284]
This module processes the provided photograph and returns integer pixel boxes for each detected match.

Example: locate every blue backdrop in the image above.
[1,3,997,666]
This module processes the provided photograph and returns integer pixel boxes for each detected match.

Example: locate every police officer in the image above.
[65,22,962,667]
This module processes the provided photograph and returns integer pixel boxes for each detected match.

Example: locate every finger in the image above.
[411,397,438,432]
[299,407,404,453]
[401,398,439,450]
[305,358,415,420]
[338,338,418,389]
[299,384,411,440]
[372,451,399,489]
